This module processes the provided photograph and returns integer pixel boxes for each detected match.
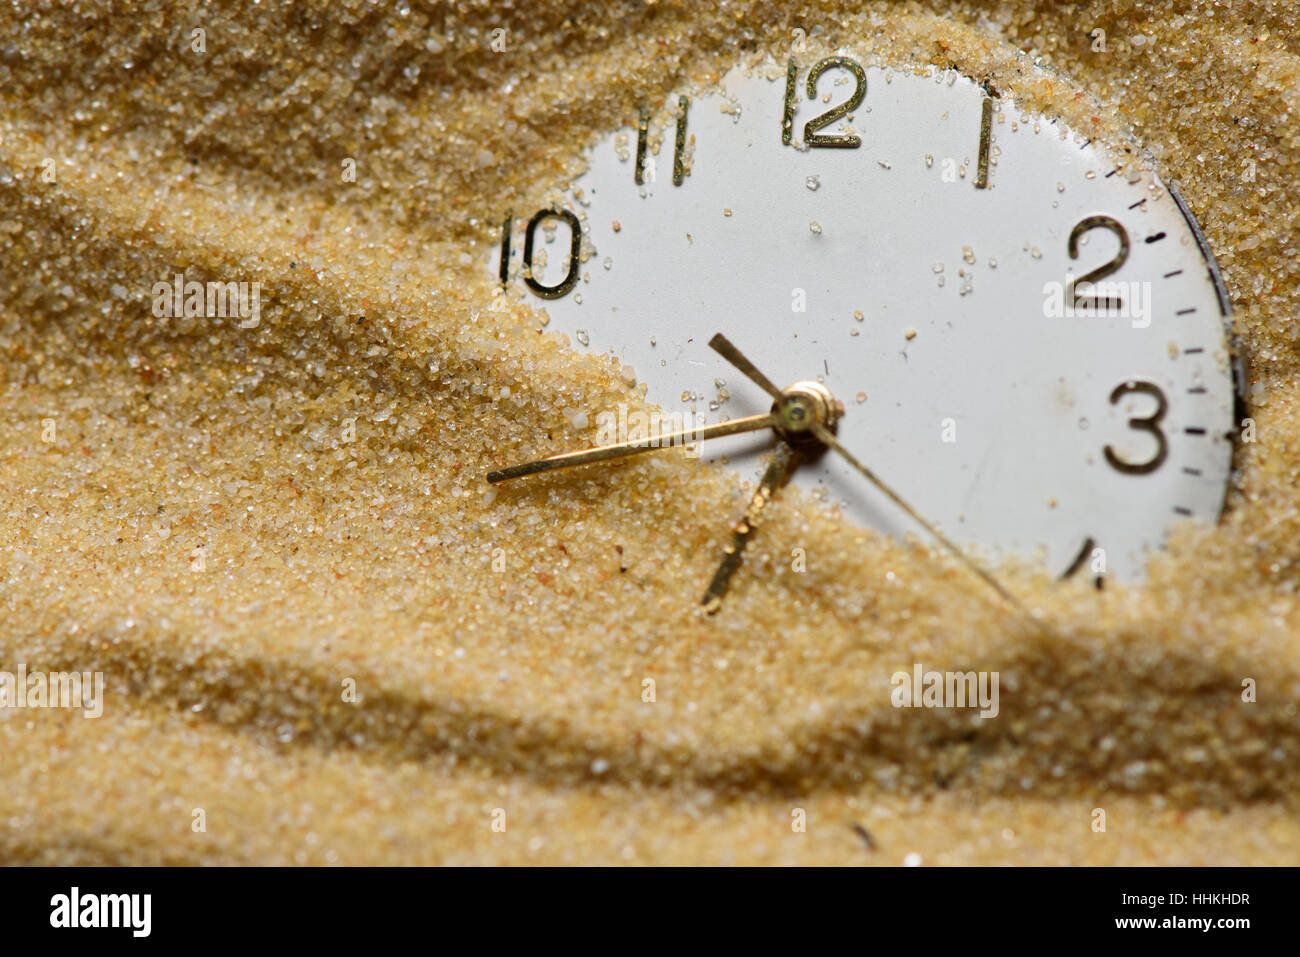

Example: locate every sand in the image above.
[0,0,1297,865]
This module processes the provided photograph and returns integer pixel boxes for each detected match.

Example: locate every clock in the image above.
[488,56,1243,590]
[6,0,1294,870]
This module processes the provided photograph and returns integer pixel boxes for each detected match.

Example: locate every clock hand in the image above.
[807,420,1031,617]
[708,333,785,401]
[702,440,800,614]
[486,411,778,483]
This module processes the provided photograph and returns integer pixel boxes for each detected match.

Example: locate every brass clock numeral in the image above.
[1062,536,1106,589]
[1069,215,1131,311]
[974,86,997,189]
[782,56,867,148]
[499,207,582,300]
[1105,380,1169,475]
[497,213,512,288]
[672,95,690,187]
[635,95,690,186]
[634,106,650,185]
[781,58,798,145]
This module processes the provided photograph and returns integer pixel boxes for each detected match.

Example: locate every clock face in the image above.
[490,58,1239,581]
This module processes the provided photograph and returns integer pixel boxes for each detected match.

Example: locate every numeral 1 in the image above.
[974,86,997,189]
[635,107,650,185]
[781,59,798,145]
[672,95,689,186]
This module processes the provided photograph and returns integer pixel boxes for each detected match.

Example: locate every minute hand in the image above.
[808,421,1027,613]
[487,411,777,484]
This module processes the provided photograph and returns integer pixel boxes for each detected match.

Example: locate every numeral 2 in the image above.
[1069,216,1130,311]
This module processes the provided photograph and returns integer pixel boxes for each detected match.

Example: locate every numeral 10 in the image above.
[498,207,581,300]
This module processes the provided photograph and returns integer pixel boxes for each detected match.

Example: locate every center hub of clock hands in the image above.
[487,332,1035,623]
[771,380,844,448]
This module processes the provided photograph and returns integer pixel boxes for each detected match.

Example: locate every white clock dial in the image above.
[491,58,1239,580]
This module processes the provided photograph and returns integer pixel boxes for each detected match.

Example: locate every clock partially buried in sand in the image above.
[483,52,1243,612]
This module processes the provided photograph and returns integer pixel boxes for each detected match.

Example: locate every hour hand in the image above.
[708,333,785,401]
[487,411,778,484]
[702,440,800,614]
